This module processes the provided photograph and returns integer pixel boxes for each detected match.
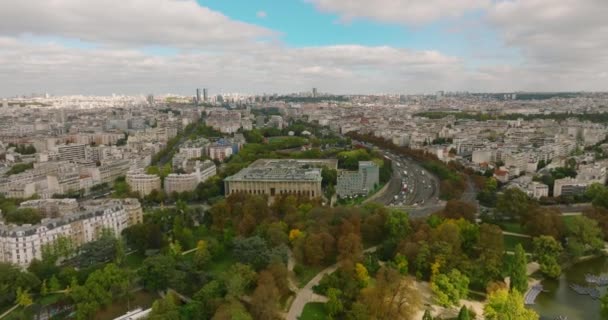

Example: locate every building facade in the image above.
[336,161,380,197]
[126,170,161,196]
[224,159,330,202]
[0,199,143,267]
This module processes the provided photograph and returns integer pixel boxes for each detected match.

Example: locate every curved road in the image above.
[286,247,377,320]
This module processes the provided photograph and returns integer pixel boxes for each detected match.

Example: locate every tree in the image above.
[484,289,538,320]
[358,267,421,320]
[322,167,338,187]
[250,271,280,320]
[522,207,565,239]
[474,224,505,287]
[385,209,411,240]
[583,206,608,240]
[0,263,40,308]
[510,244,528,293]
[326,288,344,317]
[430,269,469,307]
[355,263,370,287]
[70,264,131,320]
[601,292,608,319]
[222,263,257,298]
[565,216,604,257]
[457,306,471,320]
[532,236,563,278]
[15,287,33,307]
[393,254,409,275]
[338,233,363,265]
[49,275,61,292]
[115,239,126,266]
[212,298,253,320]
[440,200,477,222]
[194,240,211,268]
[138,255,176,291]
[495,188,530,220]
[232,236,288,270]
[192,280,225,320]
[40,279,48,296]
[149,291,180,320]
[422,310,433,320]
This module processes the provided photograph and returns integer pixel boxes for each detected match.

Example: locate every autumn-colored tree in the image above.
[355,263,370,287]
[583,206,608,240]
[210,200,231,232]
[338,233,363,266]
[440,200,477,222]
[289,229,302,242]
[523,206,564,239]
[250,271,280,320]
[358,267,421,320]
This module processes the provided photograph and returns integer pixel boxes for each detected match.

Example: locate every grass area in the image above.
[562,215,578,228]
[498,221,524,234]
[299,302,328,320]
[504,234,532,252]
[38,293,65,306]
[294,264,323,288]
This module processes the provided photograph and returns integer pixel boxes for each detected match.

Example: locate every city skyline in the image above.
[0,0,606,96]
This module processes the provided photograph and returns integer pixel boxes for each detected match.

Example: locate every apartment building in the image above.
[0,199,143,267]
[336,161,380,197]
[126,170,161,196]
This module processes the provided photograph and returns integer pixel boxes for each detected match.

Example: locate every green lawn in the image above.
[562,215,578,228]
[499,221,524,234]
[38,293,65,306]
[504,234,532,252]
[299,302,328,320]
[294,264,323,288]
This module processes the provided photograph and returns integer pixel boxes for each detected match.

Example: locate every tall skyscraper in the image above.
[312,88,318,98]
[203,88,208,102]
[146,94,154,105]
[196,88,201,104]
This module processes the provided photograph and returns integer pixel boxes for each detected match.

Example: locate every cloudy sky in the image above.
[0,0,606,96]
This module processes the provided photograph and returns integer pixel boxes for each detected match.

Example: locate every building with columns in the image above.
[224,159,337,203]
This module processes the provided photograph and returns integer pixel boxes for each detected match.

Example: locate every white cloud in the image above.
[0,38,473,95]
[487,0,608,70]
[307,0,489,25]
[0,0,276,48]
[257,11,268,19]
[0,0,606,96]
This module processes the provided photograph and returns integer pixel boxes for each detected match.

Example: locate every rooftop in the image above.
[225,159,335,182]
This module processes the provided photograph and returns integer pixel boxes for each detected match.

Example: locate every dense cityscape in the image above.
[0,90,607,320]
[2,0,607,319]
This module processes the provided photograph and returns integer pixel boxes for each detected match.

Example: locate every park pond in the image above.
[531,255,608,320]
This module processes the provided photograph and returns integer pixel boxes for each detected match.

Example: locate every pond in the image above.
[531,256,608,320]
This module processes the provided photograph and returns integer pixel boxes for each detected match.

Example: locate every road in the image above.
[368,148,441,210]
[286,247,378,320]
